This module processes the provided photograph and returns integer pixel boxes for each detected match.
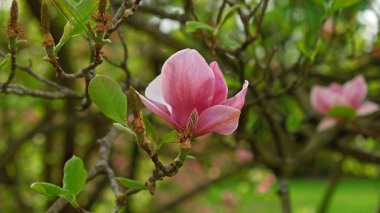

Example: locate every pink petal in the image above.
[317,117,339,131]
[222,80,249,110]
[310,86,335,114]
[195,105,240,136]
[343,75,367,108]
[161,49,215,128]
[210,62,228,105]
[145,75,172,113]
[138,94,182,130]
[357,101,379,116]
[329,83,343,94]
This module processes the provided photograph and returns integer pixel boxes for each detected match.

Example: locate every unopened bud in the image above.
[41,2,55,57]
[7,0,22,52]
[41,2,50,34]
[127,86,141,118]
[98,0,107,15]
[9,0,18,26]
[127,86,144,132]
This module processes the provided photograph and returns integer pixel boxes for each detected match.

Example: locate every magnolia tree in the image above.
[0,0,379,212]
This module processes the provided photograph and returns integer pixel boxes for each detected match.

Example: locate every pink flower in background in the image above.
[310,75,378,131]
[235,147,253,163]
[321,18,334,39]
[139,49,248,136]
[257,174,276,194]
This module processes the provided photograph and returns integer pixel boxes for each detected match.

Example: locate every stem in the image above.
[176,147,190,162]
[278,176,291,213]
[317,157,344,213]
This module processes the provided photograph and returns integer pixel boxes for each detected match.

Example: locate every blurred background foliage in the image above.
[0,0,379,212]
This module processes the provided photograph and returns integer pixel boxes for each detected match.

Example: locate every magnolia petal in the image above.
[195,105,240,136]
[210,62,228,105]
[310,86,335,114]
[161,49,215,127]
[317,117,338,131]
[329,83,343,94]
[343,75,367,108]
[145,75,172,113]
[138,94,181,130]
[357,101,379,116]
[222,80,249,110]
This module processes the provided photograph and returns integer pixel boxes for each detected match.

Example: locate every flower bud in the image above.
[98,0,107,15]
[41,2,55,57]
[41,2,50,34]
[9,0,18,27]
[7,0,22,53]
[127,86,144,133]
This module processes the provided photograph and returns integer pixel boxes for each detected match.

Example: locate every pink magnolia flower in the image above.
[235,147,253,163]
[310,75,378,131]
[138,49,248,136]
[256,174,276,194]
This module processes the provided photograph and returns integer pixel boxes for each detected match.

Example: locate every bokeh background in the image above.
[0,0,379,212]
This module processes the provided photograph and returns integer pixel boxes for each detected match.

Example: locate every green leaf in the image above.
[219,5,240,28]
[186,155,196,160]
[31,182,71,198]
[213,5,240,37]
[76,0,99,22]
[30,182,79,207]
[116,177,147,190]
[327,106,356,119]
[331,0,361,12]
[52,0,99,53]
[157,130,178,151]
[50,0,82,23]
[161,130,178,143]
[141,113,157,141]
[63,156,87,196]
[55,21,78,54]
[0,53,11,72]
[88,75,127,124]
[68,0,80,4]
[286,113,304,132]
[221,35,240,49]
[185,21,214,33]
[297,40,312,60]
[113,123,136,137]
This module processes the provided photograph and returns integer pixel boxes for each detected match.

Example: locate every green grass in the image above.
[194,178,380,213]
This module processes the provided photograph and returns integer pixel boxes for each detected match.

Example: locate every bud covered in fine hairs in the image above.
[41,2,55,57]
[6,0,22,38]
[41,2,50,34]
[9,0,18,26]
[127,86,144,133]
[92,0,111,37]
[98,0,107,15]
[128,86,141,118]
[7,0,23,53]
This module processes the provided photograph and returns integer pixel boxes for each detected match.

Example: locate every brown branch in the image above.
[330,141,380,164]
[139,6,187,23]
[277,175,291,213]
[317,157,345,213]
[0,83,84,99]
[106,0,142,37]
[45,57,100,80]
[16,63,64,90]
[236,0,269,53]
[296,125,342,164]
